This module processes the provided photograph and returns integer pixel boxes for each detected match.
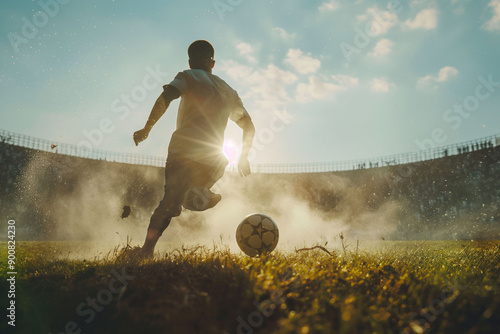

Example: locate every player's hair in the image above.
[188,40,214,69]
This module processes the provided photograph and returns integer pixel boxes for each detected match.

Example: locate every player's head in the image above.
[188,40,215,71]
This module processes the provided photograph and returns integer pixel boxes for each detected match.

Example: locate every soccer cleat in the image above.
[139,247,154,259]
[116,246,152,262]
[183,186,222,211]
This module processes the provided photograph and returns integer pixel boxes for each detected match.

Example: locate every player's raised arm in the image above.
[236,114,255,177]
[133,85,181,146]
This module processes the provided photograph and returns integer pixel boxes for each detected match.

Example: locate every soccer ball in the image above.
[236,213,279,257]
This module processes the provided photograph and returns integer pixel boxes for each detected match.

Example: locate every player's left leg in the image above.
[141,156,190,257]
[142,189,183,257]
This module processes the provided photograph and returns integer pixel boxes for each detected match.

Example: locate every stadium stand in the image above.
[1,130,499,240]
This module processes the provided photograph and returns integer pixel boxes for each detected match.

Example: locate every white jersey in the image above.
[166,69,249,166]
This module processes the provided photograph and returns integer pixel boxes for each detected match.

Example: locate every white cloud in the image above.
[417,66,459,88]
[284,49,321,74]
[356,7,399,36]
[297,77,337,102]
[435,66,459,81]
[319,0,339,13]
[272,27,296,42]
[404,8,438,30]
[219,60,298,112]
[482,0,500,32]
[219,60,253,81]
[246,65,298,110]
[236,42,257,64]
[297,74,358,103]
[369,78,393,93]
[368,39,394,58]
[221,51,355,110]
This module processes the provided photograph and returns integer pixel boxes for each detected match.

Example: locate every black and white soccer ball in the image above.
[236,213,279,257]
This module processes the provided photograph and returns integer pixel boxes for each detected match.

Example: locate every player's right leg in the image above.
[181,158,226,212]
[182,186,222,211]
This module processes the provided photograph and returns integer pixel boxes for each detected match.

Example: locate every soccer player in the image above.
[133,40,255,257]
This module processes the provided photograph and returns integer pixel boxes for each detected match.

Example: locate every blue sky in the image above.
[1,0,500,164]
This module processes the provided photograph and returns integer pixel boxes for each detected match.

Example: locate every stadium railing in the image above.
[1,128,498,174]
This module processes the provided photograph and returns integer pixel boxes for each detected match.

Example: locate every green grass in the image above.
[1,241,499,334]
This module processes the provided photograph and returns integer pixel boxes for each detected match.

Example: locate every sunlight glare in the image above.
[223,139,240,166]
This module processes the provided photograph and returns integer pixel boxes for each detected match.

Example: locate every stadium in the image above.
[0,129,499,333]
[1,129,499,241]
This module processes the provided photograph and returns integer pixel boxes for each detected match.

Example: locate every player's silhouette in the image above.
[134,40,255,258]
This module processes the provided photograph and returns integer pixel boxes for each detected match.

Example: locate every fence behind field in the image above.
[1,128,498,173]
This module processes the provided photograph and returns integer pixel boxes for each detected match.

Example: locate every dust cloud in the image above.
[16,151,402,257]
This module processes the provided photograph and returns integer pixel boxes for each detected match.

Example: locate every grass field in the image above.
[1,240,499,334]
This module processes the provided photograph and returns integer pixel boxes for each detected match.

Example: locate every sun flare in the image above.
[223,139,240,166]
